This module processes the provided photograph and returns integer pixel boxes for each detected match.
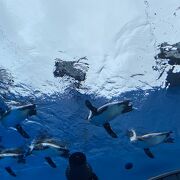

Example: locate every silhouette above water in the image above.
[155,42,180,65]
[154,42,180,87]
[53,57,89,88]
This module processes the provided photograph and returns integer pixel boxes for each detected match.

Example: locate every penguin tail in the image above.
[165,131,173,138]
[167,131,173,136]
[164,137,174,143]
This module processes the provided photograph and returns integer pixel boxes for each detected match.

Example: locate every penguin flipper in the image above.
[103,123,118,138]
[5,166,17,177]
[16,124,30,139]
[85,100,97,114]
[45,157,57,168]
[144,148,154,158]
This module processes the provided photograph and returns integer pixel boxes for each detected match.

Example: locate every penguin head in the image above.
[126,129,137,141]
[121,100,133,113]
[69,152,87,168]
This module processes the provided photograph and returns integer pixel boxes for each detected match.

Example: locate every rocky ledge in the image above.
[53,57,89,83]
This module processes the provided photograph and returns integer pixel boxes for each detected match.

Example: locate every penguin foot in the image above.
[165,137,174,143]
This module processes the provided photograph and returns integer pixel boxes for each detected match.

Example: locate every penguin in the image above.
[85,100,133,138]
[26,137,70,168]
[0,148,26,177]
[0,104,36,139]
[66,152,98,180]
[127,129,174,158]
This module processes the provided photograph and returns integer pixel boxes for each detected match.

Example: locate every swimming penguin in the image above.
[0,148,26,177]
[0,104,36,139]
[66,152,98,180]
[85,100,133,138]
[26,137,70,168]
[127,129,174,158]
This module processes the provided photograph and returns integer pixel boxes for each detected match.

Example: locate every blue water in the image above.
[0,80,180,179]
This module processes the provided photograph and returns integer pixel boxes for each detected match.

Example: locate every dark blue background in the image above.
[0,87,180,179]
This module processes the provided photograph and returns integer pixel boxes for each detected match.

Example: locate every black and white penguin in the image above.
[0,104,36,139]
[85,100,133,138]
[0,148,26,177]
[127,129,174,158]
[26,138,70,168]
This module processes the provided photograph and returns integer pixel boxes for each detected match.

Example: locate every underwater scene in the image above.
[1,0,180,179]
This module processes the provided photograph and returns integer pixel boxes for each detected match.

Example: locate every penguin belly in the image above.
[90,105,124,126]
[1,110,28,127]
[133,135,167,149]
[144,135,166,147]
